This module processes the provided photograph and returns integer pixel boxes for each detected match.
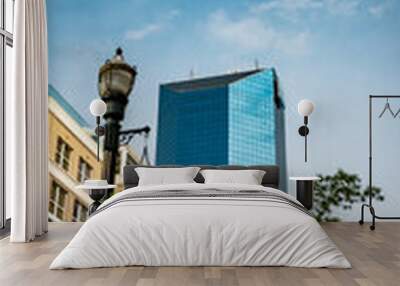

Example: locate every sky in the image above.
[47,0,400,220]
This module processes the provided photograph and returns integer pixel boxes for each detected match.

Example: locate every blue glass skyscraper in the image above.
[156,68,287,190]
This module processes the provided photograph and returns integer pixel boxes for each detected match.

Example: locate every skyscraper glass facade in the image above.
[156,69,286,190]
[228,70,276,165]
[157,85,229,165]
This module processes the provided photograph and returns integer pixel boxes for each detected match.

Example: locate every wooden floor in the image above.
[0,222,399,286]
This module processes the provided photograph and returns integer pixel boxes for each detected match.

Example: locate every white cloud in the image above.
[166,9,180,20]
[206,10,310,56]
[368,2,390,17]
[125,24,162,40]
[324,0,362,15]
[251,0,386,17]
[251,0,323,14]
[125,9,180,41]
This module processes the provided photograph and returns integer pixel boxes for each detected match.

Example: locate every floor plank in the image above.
[0,222,399,286]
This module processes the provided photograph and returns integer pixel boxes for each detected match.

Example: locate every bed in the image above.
[50,165,350,269]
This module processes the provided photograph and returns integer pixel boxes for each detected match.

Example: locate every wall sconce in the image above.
[297,99,315,162]
[90,99,107,161]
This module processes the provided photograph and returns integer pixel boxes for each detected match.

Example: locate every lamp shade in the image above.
[298,99,315,116]
[90,99,107,117]
[98,48,137,100]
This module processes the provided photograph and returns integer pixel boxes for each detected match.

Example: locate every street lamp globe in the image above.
[89,99,107,117]
[297,99,315,117]
[98,47,137,121]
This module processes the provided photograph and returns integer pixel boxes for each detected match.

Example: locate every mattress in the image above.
[50,183,350,269]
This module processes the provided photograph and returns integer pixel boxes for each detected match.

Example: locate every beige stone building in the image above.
[48,85,141,222]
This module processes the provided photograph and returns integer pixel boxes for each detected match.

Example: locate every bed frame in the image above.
[123,165,280,189]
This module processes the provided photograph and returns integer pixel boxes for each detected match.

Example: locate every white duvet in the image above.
[50,183,351,269]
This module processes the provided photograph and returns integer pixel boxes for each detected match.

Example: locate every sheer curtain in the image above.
[7,0,48,242]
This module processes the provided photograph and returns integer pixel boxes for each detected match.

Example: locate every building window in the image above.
[77,157,92,182]
[49,181,67,220]
[72,200,87,222]
[55,137,72,171]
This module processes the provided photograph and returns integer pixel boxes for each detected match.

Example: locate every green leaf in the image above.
[312,169,384,222]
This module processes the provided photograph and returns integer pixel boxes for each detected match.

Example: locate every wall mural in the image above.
[47,0,400,222]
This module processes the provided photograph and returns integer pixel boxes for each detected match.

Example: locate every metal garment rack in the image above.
[359,95,400,230]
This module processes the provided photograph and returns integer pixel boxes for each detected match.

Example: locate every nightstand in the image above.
[77,180,116,215]
[289,177,320,210]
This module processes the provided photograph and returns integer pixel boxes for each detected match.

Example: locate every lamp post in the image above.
[297,99,315,162]
[98,47,137,191]
[88,47,150,204]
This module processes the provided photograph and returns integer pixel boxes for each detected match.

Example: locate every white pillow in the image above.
[136,167,200,186]
[200,169,266,185]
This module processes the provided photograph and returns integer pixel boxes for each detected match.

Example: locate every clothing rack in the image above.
[359,95,400,230]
